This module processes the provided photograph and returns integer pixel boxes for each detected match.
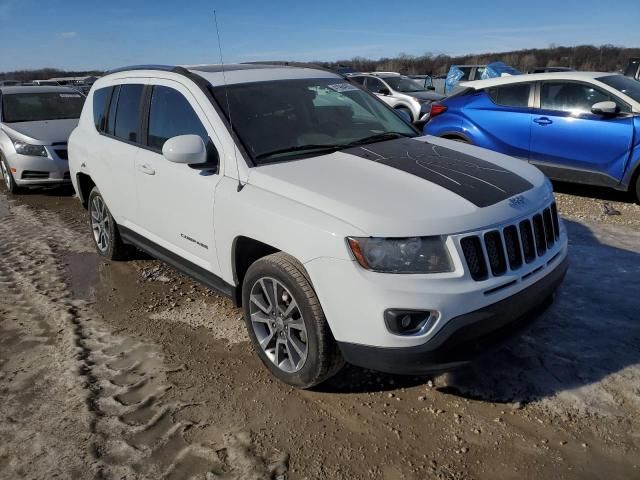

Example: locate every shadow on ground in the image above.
[438,219,640,407]
[323,220,640,407]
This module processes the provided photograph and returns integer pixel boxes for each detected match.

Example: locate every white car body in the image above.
[69,65,568,377]
[0,86,83,188]
[350,73,444,122]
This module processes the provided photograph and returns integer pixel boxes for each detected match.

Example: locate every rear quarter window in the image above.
[486,83,531,108]
[92,87,112,132]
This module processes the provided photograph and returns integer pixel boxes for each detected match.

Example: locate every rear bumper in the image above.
[338,256,568,375]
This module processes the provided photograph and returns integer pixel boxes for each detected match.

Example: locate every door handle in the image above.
[137,163,155,175]
[534,117,553,126]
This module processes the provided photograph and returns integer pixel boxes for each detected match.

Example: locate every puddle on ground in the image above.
[63,252,100,300]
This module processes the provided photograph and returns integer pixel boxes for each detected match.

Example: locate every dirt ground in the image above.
[1,181,639,480]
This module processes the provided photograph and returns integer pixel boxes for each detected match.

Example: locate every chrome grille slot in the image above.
[460,236,488,281]
[484,230,507,276]
[503,225,523,270]
[532,214,546,256]
[551,202,560,240]
[543,208,555,247]
[519,220,536,264]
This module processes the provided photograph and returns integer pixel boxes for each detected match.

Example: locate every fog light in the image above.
[384,309,435,335]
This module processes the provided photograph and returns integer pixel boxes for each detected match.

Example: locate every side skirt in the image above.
[119,226,238,304]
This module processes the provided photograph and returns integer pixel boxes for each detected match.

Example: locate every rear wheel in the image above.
[242,252,343,388]
[1,156,20,194]
[87,187,130,260]
[395,106,414,122]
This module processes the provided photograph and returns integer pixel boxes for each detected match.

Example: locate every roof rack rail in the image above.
[105,64,180,75]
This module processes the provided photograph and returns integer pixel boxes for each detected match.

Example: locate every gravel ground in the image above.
[1,183,639,479]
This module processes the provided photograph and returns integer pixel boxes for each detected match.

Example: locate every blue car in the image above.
[424,72,640,201]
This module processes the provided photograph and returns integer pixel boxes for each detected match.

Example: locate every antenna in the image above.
[214,10,244,192]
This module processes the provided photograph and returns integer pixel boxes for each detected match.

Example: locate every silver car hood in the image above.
[1,119,79,145]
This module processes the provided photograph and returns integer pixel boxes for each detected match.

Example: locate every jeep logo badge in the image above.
[509,195,527,209]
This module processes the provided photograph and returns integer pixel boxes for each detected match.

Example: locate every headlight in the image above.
[13,140,47,157]
[347,236,453,274]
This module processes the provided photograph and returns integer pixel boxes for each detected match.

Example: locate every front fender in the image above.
[213,176,366,285]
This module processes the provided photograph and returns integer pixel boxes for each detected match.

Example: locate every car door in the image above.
[94,82,146,226]
[529,80,634,184]
[134,80,225,275]
[463,82,533,159]
[364,77,395,108]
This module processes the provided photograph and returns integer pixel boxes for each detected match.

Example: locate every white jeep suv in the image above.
[69,64,568,388]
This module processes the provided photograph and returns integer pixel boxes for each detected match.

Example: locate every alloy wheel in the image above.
[90,195,111,253]
[249,277,308,373]
[1,161,10,190]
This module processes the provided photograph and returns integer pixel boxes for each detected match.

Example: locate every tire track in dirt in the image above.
[0,199,288,479]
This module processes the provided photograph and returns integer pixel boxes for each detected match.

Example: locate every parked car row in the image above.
[423,71,640,200]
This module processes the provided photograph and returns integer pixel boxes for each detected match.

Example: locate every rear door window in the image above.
[364,77,385,93]
[486,83,531,108]
[112,84,144,143]
[146,86,208,151]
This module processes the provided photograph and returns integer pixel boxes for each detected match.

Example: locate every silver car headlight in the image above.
[12,139,48,157]
[347,236,453,274]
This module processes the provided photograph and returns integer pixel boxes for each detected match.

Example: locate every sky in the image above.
[0,0,639,72]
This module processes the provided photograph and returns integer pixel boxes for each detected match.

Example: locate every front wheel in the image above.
[634,174,640,204]
[87,187,130,260]
[242,252,344,388]
[1,156,20,194]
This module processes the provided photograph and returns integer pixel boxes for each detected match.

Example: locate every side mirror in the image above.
[163,135,206,164]
[591,101,619,116]
[378,87,391,96]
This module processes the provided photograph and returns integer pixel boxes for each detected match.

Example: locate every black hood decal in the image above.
[343,138,533,208]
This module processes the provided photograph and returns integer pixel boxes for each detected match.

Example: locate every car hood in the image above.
[403,91,445,101]
[247,136,551,237]
[1,119,79,145]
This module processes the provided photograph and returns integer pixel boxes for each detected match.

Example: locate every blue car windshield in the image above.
[597,75,640,104]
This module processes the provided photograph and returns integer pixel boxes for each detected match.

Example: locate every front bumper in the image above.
[338,256,568,375]
[5,150,70,186]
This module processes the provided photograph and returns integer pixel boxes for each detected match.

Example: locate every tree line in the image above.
[2,44,639,80]
[320,44,640,75]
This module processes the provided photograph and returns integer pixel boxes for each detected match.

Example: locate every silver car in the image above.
[350,73,444,122]
[0,86,84,193]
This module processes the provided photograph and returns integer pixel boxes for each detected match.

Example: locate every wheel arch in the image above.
[232,236,280,305]
[76,172,96,209]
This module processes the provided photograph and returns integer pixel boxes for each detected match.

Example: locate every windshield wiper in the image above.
[345,131,415,147]
[256,144,344,161]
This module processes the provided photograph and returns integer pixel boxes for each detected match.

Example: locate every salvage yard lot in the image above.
[0,183,639,479]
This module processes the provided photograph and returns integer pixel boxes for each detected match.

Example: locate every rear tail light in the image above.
[430,102,448,118]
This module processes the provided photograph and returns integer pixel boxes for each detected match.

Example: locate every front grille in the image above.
[460,202,561,281]
[22,170,49,179]
[55,149,68,160]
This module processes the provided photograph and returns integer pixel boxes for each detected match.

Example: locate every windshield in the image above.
[212,78,417,164]
[597,75,640,104]
[383,76,427,93]
[2,92,84,122]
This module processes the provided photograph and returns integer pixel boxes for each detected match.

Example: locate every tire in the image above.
[242,252,344,388]
[87,186,130,260]
[634,173,640,204]
[1,155,21,194]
